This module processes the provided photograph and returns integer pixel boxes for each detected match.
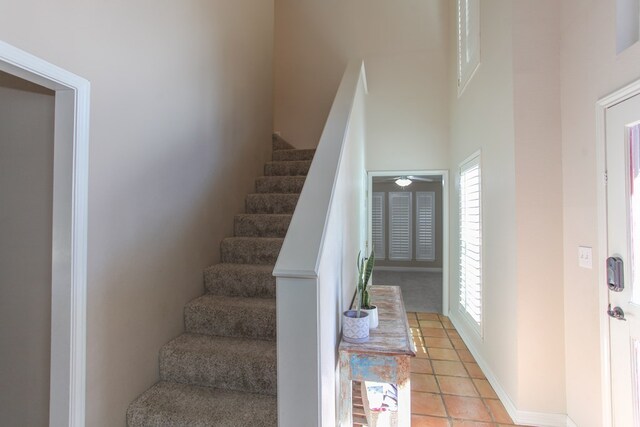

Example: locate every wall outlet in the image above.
[578,246,593,269]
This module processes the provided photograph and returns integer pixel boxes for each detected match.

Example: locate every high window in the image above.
[459,153,482,331]
[457,0,480,93]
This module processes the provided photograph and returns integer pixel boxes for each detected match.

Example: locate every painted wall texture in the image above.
[0,1,274,425]
[449,0,566,417]
[274,0,450,172]
[0,72,55,426]
[448,0,519,409]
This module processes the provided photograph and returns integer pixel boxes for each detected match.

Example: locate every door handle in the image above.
[607,304,627,321]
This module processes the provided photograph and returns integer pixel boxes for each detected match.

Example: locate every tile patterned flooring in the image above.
[353,312,523,427]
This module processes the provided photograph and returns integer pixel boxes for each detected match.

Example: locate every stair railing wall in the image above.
[273,60,368,427]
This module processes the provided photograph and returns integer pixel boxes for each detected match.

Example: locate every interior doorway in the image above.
[367,170,449,315]
[0,70,55,426]
[0,41,89,426]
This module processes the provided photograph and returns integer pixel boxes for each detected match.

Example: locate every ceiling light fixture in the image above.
[395,177,412,187]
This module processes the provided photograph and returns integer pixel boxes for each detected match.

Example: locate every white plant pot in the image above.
[343,310,370,343]
[362,306,378,329]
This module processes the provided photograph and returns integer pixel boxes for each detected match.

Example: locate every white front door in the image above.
[606,92,640,426]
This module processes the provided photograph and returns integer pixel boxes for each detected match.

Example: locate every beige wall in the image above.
[0,72,55,425]
[560,1,640,425]
[0,1,274,425]
[448,0,519,404]
[513,0,566,414]
[449,0,566,416]
[274,0,450,171]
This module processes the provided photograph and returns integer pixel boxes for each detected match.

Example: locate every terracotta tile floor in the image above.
[408,312,524,427]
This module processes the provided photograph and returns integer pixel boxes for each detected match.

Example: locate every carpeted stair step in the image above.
[127,381,277,427]
[246,193,299,214]
[204,264,275,298]
[160,333,277,395]
[272,134,294,151]
[234,214,292,238]
[264,160,312,176]
[185,295,276,340]
[272,148,315,161]
[255,176,306,194]
[220,237,283,265]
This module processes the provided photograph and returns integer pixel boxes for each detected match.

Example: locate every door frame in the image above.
[0,41,90,426]
[367,170,450,315]
[596,78,640,427]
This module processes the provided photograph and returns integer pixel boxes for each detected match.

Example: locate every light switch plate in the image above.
[579,246,593,269]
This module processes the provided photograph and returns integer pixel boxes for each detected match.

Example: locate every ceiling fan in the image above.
[377,175,437,187]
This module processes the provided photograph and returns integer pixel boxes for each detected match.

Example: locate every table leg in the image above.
[396,357,411,427]
[339,352,352,427]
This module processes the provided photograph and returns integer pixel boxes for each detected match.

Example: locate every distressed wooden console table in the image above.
[339,285,416,427]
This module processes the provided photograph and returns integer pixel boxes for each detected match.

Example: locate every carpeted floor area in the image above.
[372,270,443,313]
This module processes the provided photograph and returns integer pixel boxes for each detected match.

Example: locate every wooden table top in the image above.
[339,285,416,357]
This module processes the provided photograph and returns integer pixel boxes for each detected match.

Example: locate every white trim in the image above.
[595,79,640,427]
[566,416,579,427]
[367,170,450,316]
[375,266,443,273]
[0,40,89,427]
[449,313,571,427]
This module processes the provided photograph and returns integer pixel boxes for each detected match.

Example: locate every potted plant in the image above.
[342,250,375,343]
[357,250,377,328]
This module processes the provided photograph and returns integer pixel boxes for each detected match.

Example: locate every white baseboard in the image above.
[448,313,570,427]
[375,266,443,273]
[566,416,578,427]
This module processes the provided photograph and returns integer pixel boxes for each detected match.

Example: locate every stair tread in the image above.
[205,263,274,274]
[160,333,277,394]
[187,294,276,310]
[127,381,277,427]
[245,193,300,214]
[272,148,315,161]
[163,332,276,358]
[204,263,276,298]
[185,295,276,339]
[235,213,293,218]
[222,236,284,242]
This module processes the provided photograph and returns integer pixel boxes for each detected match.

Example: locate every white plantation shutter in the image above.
[459,153,482,329]
[458,0,480,91]
[389,192,412,261]
[372,192,386,259]
[416,192,435,261]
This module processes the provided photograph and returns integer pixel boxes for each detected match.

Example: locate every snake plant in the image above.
[356,250,376,318]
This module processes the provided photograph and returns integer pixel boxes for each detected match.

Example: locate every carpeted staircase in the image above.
[127,136,314,426]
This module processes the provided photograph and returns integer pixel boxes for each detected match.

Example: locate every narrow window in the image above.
[459,153,482,330]
[457,0,480,93]
[617,0,640,53]
[416,191,436,261]
[372,192,386,259]
[389,192,412,261]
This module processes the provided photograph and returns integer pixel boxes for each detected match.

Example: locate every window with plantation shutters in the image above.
[389,192,412,261]
[372,192,386,259]
[459,153,482,330]
[457,0,480,93]
[416,192,435,261]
